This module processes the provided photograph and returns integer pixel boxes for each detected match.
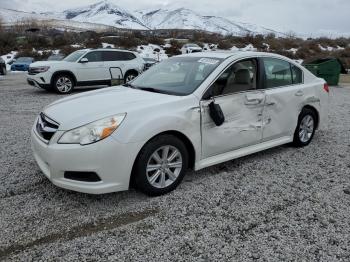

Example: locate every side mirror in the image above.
[80,58,89,63]
[209,101,225,126]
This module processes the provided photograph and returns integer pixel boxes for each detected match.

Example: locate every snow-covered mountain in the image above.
[0,0,284,36]
[61,1,148,30]
[134,7,282,36]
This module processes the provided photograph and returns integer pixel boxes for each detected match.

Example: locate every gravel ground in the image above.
[0,72,350,261]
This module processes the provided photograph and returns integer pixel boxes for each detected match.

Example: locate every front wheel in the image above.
[133,135,188,196]
[292,108,317,147]
[1,66,6,75]
[52,74,75,94]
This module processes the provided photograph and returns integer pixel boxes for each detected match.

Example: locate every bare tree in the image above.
[0,16,4,33]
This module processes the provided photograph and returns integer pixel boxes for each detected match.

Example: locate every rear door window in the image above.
[103,51,136,61]
[262,58,293,88]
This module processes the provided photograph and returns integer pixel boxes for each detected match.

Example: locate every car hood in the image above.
[43,86,181,130]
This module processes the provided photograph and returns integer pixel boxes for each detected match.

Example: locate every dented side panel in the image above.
[200,91,265,159]
[262,82,317,141]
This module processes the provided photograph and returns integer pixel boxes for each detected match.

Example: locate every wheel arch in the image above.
[129,130,196,188]
[301,104,320,129]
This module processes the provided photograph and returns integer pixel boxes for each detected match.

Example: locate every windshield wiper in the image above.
[136,87,167,94]
[124,84,175,95]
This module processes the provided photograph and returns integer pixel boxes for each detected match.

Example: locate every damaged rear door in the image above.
[259,57,305,141]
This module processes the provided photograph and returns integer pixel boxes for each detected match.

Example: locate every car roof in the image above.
[178,51,291,60]
[86,48,134,53]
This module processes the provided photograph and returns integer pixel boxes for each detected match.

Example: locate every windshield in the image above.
[48,55,64,61]
[63,50,86,62]
[16,57,32,63]
[130,57,223,96]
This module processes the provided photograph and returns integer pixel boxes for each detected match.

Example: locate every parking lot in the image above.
[0,72,350,261]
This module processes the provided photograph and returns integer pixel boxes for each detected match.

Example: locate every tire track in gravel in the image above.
[0,208,159,260]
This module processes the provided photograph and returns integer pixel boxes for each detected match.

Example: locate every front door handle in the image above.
[245,99,262,105]
[295,90,304,97]
[245,93,265,106]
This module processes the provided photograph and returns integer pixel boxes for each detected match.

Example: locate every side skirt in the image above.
[76,80,111,87]
[195,136,293,171]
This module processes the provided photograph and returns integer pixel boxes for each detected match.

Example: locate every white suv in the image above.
[27,49,144,94]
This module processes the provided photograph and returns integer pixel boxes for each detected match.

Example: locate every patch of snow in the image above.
[71,44,82,48]
[33,49,60,55]
[202,43,218,52]
[231,44,257,52]
[137,44,168,61]
[293,59,304,64]
[287,48,298,55]
[318,45,345,52]
[262,43,270,51]
[102,43,115,48]
[1,51,18,71]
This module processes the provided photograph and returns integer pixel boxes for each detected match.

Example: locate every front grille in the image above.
[36,113,59,142]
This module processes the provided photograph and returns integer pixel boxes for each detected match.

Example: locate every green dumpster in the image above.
[304,58,345,86]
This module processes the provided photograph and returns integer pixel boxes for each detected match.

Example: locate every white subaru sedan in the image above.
[31,52,329,196]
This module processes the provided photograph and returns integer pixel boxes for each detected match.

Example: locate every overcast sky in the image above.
[2,0,350,37]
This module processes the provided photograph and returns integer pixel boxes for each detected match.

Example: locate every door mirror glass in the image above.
[80,58,89,63]
[209,101,225,126]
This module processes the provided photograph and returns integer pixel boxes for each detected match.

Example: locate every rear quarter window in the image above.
[291,65,303,84]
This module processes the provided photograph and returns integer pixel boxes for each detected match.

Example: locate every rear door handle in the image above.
[295,90,304,97]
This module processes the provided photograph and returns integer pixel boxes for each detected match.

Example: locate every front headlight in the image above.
[30,66,50,73]
[58,114,126,145]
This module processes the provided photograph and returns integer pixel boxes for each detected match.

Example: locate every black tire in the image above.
[133,135,189,196]
[1,66,6,75]
[292,108,317,147]
[124,71,138,83]
[52,74,75,94]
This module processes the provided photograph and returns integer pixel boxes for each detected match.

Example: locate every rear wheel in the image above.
[133,135,188,196]
[124,71,138,83]
[293,108,317,147]
[52,74,75,94]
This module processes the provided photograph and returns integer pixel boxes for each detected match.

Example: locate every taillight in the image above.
[323,83,329,93]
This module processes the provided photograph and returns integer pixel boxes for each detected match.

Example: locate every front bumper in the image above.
[31,127,141,194]
[27,73,52,89]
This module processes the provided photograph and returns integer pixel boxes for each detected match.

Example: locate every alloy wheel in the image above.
[146,145,183,189]
[56,76,73,93]
[299,115,315,143]
[125,74,136,83]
